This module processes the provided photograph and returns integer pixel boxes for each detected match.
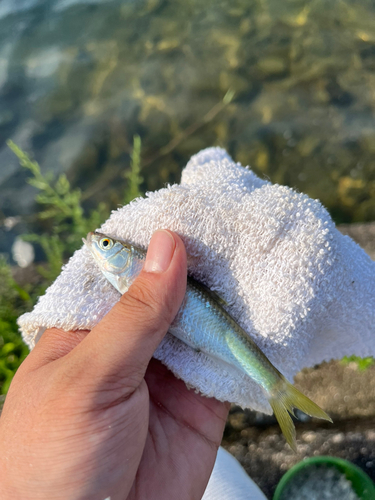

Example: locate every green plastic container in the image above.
[273,456,375,500]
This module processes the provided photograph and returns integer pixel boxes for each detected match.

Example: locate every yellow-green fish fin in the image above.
[269,378,332,451]
[269,396,297,452]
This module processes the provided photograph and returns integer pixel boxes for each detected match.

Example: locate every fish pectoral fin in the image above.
[269,378,332,452]
[115,275,129,295]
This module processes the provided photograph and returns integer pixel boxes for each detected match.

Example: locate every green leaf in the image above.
[341,355,374,371]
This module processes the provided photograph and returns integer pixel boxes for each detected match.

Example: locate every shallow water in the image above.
[1,0,375,246]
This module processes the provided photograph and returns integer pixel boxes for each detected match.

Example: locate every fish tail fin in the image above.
[269,377,332,452]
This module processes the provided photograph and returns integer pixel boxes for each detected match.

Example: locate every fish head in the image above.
[83,232,138,293]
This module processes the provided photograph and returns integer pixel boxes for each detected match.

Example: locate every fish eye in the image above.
[99,237,113,250]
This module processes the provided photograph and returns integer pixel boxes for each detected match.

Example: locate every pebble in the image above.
[11,238,34,268]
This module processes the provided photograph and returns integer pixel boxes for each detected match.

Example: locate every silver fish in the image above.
[84,231,332,450]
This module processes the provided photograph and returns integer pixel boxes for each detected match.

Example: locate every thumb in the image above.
[70,229,187,387]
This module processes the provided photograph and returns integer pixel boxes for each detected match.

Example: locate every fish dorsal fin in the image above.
[188,277,228,306]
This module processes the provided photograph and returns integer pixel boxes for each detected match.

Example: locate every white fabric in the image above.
[203,447,267,500]
[18,147,375,413]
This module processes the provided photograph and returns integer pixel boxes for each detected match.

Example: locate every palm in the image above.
[128,359,229,500]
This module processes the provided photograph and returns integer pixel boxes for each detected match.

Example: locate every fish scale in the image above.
[84,231,332,451]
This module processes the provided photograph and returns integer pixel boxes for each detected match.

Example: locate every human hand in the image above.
[0,230,229,500]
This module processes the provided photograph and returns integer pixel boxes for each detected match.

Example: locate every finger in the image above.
[67,229,187,388]
[21,328,90,372]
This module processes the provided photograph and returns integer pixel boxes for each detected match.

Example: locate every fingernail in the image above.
[144,230,176,273]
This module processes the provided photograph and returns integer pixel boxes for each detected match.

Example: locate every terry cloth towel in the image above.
[18,147,375,413]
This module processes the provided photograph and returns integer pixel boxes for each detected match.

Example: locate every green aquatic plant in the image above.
[7,140,109,283]
[7,137,143,283]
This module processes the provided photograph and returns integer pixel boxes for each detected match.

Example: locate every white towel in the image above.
[18,147,375,413]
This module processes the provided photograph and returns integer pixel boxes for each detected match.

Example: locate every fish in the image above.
[83,231,332,450]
